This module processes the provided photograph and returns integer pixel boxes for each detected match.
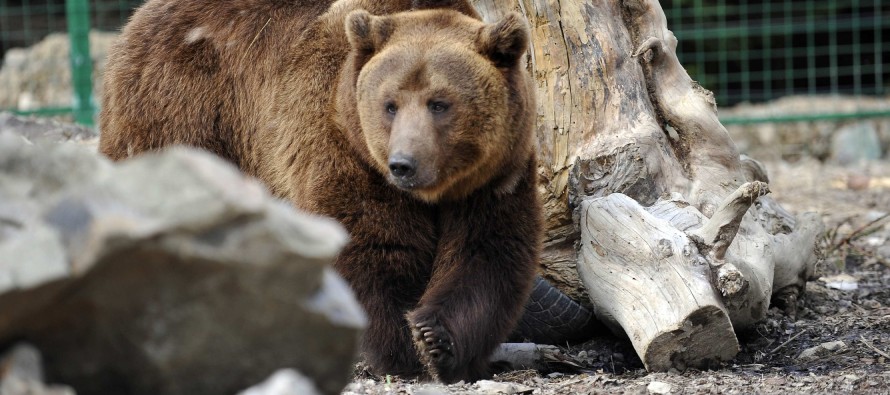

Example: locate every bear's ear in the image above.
[476,12,530,68]
[345,10,393,55]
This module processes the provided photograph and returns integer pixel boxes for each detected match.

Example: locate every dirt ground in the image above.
[345,157,890,394]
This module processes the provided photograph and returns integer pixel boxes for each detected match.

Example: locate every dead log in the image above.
[472,0,823,371]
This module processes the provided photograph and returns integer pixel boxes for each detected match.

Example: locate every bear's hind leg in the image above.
[362,299,425,377]
[335,241,434,379]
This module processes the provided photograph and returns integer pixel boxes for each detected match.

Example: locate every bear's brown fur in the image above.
[99,0,540,383]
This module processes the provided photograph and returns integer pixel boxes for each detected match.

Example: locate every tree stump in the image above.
[472,0,823,371]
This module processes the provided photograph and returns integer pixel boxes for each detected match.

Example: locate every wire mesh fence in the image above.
[664,0,890,123]
[0,0,141,124]
[0,0,889,125]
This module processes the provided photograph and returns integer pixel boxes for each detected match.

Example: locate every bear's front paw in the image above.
[407,311,457,379]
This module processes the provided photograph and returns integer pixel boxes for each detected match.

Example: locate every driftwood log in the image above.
[472,0,823,371]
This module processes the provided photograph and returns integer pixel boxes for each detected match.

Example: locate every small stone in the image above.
[0,343,43,382]
[797,341,847,361]
[238,369,322,395]
[864,236,885,247]
[647,381,672,394]
[820,274,859,291]
[861,299,882,309]
[476,380,533,394]
[0,343,75,395]
[877,245,890,260]
[822,341,846,352]
[415,385,450,395]
[814,305,833,314]
[846,173,871,190]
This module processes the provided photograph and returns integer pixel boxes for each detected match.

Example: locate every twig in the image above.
[860,335,890,360]
[769,329,807,354]
[829,213,890,254]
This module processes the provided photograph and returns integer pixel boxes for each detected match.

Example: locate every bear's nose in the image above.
[388,155,417,178]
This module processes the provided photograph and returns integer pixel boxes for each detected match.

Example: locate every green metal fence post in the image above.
[66,0,94,126]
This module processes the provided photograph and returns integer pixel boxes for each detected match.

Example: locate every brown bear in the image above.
[99,0,541,383]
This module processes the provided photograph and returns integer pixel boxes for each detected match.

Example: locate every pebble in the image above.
[475,380,533,395]
[814,305,833,314]
[877,245,890,260]
[821,274,859,291]
[797,341,847,361]
[846,173,871,190]
[238,369,322,395]
[647,381,672,394]
[822,341,847,352]
[844,375,861,383]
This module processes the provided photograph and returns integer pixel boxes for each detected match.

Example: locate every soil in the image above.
[346,157,890,394]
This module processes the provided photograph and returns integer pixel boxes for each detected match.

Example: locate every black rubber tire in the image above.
[510,276,604,344]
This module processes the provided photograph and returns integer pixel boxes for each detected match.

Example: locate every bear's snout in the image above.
[388,154,417,178]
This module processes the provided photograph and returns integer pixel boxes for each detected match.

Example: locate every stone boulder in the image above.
[0,130,365,395]
[0,31,118,111]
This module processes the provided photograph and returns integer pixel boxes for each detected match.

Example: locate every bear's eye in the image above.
[385,102,398,115]
[429,101,450,114]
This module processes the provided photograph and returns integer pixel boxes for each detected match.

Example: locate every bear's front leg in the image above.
[326,185,440,379]
[407,162,541,383]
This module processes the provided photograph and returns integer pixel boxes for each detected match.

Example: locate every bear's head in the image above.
[337,9,535,202]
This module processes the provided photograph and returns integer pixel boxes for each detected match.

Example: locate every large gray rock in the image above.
[0,31,117,111]
[831,122,883,165]
[0,132,365,395]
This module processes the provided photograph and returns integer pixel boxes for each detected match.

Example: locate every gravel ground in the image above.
[346,158,890,394]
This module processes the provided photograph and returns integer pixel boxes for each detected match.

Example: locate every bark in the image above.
[472,0,823,371]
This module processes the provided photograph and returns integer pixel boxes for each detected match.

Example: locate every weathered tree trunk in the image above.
[472,0,823,371]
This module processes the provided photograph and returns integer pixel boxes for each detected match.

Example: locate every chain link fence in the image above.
[1,0,889,126]
[0,0,141,125]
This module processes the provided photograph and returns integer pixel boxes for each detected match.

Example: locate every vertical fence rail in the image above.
[66,0,94,126]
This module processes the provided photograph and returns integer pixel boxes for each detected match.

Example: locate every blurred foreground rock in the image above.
[0,112,96,144]
[0,129,365,395]
[0,343,75,395]
[239,369,323,395]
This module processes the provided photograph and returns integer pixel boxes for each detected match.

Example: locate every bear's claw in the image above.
[410,317,457,378]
